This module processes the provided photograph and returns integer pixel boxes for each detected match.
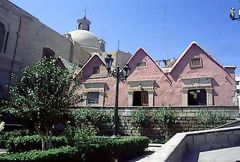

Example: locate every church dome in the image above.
[69,30,100,49]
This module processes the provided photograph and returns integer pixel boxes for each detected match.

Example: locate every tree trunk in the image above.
[45,126,49,149]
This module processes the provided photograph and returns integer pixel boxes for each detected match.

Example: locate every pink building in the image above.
[78,42,236,107]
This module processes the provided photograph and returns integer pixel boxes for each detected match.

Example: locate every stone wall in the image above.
[96,106,239,140]
[158,126,240,162]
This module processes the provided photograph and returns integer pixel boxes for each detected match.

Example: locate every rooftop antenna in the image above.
[117,40,120,51]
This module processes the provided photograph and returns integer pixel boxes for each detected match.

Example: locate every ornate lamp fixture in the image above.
[105,54,130,136]
[230,1,240,21]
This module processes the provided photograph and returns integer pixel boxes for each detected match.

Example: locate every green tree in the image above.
[4,57,82,148]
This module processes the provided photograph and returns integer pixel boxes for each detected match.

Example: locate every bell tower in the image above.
[77,9,91,31]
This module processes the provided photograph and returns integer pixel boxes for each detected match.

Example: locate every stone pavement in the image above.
[198,146,240,162]
[130,145,240,162]
[128,144,163,162]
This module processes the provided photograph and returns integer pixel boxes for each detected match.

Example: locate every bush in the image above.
[132,107,151,127]
[196,109,229,127]
[0,136,150,162]
[154,108,177,140]
[154,107,177,125]
[0,130,29,148]
[74,136,150,162]
[6,135,68,152]
[0,146,78,162]
[73,108,113,135]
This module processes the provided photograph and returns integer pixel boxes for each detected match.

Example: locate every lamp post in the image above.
[105,54,130,136]
[230,1,240,20]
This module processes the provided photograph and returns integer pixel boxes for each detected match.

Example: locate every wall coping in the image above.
[159,126,240,162]
[73,106,239,110]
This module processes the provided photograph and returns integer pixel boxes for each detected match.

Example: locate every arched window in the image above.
[0,22,6,52]
[42,47,55,59]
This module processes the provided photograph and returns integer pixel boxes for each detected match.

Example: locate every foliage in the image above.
[74,135,150,162]
[73,108,114,135]
[196,109,229,127]
[73,128,96,147]
[0,130,30,148]
[154,107,177,140]
[4,57,82,146]
[0,146,78,162]
[154,107,177,125]
[6,135,68,153]
[0,136,150,162]
[132,107,151,127]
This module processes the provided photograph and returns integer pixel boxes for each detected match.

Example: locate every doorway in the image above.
[188,89,207,105]
[133,91,148,106]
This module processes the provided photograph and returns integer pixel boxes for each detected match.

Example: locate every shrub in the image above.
[196,109,229,127]
[132,107,151,127]
[0,130,29,148]
[154,107,177,125]
[154,108,177,140]
[73,108,113,135]
[0,146,78,162]
[73,128,96,147]
[6,135,68,152]
[0,136,150,162]
[74,136,150,162]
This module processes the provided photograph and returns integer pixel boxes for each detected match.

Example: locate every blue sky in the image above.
[11,0,240,75]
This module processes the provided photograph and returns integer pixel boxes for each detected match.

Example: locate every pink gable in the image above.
[128,48,167,80]
[81,55,107,80]
[169,43,235,106]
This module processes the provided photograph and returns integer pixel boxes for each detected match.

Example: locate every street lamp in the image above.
[105,54,130,136]
[230,1,240,20]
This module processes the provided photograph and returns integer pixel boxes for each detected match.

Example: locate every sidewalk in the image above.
[128,144,163,162]
[198,146,240,162]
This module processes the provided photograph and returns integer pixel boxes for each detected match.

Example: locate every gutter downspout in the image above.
[8,16,22,86]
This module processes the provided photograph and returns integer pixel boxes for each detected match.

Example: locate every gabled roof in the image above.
[169,41,227,73]
[127,48,165,74]
[81,53,106,71]
[57,56,81,73]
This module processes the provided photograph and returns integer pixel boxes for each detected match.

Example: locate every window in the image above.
[93,66,100,74]
[133,91,148,106]
[0,22,6,53]
[188,89,207,105]
[87,92,99,105]
[236,81,240,85]
[237,89,240,94]
[189,58,202,68]
[79,23,83,30]
[42,47,55,58]
[137,62,146,67]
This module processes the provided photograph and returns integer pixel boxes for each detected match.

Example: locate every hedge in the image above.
[0,136,150,162]
[0,130,29,147]
[6,135,68,152]
[76,136,150,162]
[0,146,78,162]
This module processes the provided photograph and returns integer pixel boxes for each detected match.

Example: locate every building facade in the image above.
[0,1,237,107]
[78,42,236,107]
[0,0,131,100]
[236,76,240,107]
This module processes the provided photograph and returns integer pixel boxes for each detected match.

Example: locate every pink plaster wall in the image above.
[126,49,172,106]
[168,44,235,106]
[79,43,236,107]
